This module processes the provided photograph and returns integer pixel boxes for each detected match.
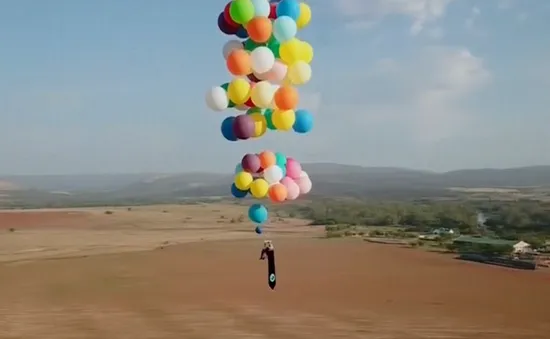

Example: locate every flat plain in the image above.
[0,204,548,338]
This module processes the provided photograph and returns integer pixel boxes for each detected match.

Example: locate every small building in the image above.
[513,241,532,254]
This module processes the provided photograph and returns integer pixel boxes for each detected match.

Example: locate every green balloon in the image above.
[264,109,276,130]
[221,83,236,108]
[243,38,266,51]
[267,36,280,58]
[230,0,255,25]
[247,108,262,115]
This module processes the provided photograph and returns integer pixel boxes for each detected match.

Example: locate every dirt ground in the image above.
[0,205,549,338]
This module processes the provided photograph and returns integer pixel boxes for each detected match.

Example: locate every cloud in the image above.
[332,0,455,35]
[465,6,480,30]
[317,47,491,145]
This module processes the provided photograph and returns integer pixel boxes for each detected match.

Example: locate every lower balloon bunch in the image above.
[231,150,312,233]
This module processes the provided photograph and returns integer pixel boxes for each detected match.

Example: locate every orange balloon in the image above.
[258,151,276,169]
[226,49,251,76]
[246,17,272,43]
[274,85,298,110]
[268,183,287,202]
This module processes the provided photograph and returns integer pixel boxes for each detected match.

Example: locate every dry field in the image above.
[0,204,549,338]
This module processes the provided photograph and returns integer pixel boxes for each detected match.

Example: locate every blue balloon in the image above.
[236,26,249,39]
[235,163,244,174]
[273,16,297,42]
[276,0,300,21]
[293,109,314,134]
[255,226,263,234]
[251,0,271,17]
[231,183,248,198]
[221,116,237,141]
[248,204,268,224]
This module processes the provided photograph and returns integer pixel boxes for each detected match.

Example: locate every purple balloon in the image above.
[241,153,261,173]
[233,114,255,140]
[218,12,238,35]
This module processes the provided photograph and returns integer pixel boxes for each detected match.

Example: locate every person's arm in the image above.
[259,248,267,259]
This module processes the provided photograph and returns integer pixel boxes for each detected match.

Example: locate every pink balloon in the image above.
[286,158,302,179]
[256,60,287,84]
[296,176,312,195]
[280,176,300,200]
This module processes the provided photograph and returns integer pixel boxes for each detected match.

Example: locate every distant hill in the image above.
[1,164,549,207]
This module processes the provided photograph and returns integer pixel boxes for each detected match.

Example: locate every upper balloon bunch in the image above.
[205,0,314,141]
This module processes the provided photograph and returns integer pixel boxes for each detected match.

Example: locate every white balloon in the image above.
[263,165,283,184]
[250,46,275,74]
[250,81,275,108]
[205,86,228,111]
[297,176,312,194]
[299,170,309,178]
[251,0,270,17]
[222,40,243,59]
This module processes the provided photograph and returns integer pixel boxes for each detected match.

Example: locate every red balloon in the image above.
[247,73,261,83]
[224,2,239,28]
[269,4,277,19]
[244,97,255,108]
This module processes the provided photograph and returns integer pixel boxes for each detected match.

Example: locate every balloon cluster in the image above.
[205,0,314,234]
[232,151,312,233]
[205,0,314,141]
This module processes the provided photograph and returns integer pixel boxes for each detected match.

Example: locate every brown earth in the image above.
[0,204,549,338]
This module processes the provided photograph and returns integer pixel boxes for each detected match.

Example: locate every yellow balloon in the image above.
[272,109,296,131]
[250,112,267,137]
[279,38,301,65]
[234,171,253,190]
[249,178,269,198]
[250,81,274,108]
[227,78,251,105]
[296,3,311,29]
[299,41,314,63]
[287,61,312,85]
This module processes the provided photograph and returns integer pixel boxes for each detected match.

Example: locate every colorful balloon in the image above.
[280,176,299,200]
[251,0,271,17]
[268,183,288,202]
[242,153,261,172]
[263,165,283,184]
[250,46,275,74]
[250,112,267,137]
[255,225,263,234]
[274,85,298,110]
[223,40,244,59]
[223,3,240,28]
[264,109,276,130]
[276,0,300,21]
[250,81,274,108]
[231,183,248,198]
[227,78,251,105]
[285,158,302,179]
[293,109,313,133]
[221,116,237,141]
[226,49,251,76]
[256,60,287,83]
[296,175,312,194]
[250,178,269,198]
[235,171,254,190]
[218,12,239,35]
[205,86,229,111]
[287,60,311,85]
[230,0,255,25]
[271,109,295,130]
[296,3,311,29]
[246,16,272,43]
[233,114,255,139]
[258,150,276,169]
[273,16,297,42]
[249,203,269,223]
[279,38,301,65]
[236,26,249,39]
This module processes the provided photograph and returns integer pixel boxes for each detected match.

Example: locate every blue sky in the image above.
[1,0,549,175]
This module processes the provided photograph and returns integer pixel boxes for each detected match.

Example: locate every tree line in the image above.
[278,199,550,244]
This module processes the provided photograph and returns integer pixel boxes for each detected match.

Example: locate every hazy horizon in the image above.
[2,0,549,175]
